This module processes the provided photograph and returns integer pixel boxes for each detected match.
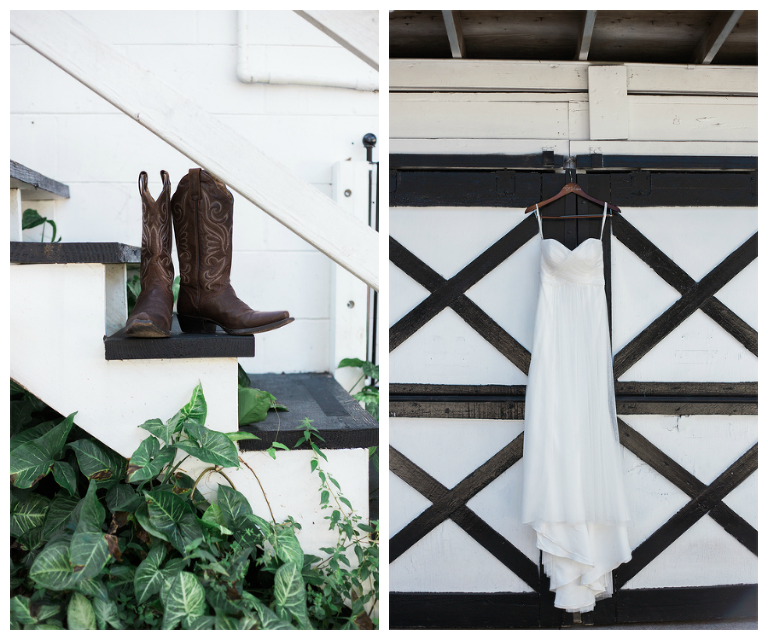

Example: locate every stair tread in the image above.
[240,373,379,521]
[239,372,378,451]
[11,241,140,264]
[10,160,70,200]
[105,314,254,360]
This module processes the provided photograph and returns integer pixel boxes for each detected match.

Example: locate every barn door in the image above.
[388,160,757,628]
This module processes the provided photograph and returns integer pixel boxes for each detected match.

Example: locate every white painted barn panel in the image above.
[390,60,757,97]
[388,205,538,368]
[391,92,756,147]
[611,207,757,382]
[389,418,540,587]
[387,136,760,156]
[620,415,756,588]
[390,94,574,140]
[626,96,757,142]
[588,65,629,140]
[390,520,534,593]
[387,415,759,592]
[388,314,515,382]
[391,138,571,157]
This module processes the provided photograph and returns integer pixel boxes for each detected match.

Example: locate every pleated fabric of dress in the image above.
[521,204,632,613]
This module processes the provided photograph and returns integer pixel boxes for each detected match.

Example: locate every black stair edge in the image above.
[240,373,378,522]
[10,160,70,199]
[11,241,141,264]
[105,315,254,360]
[238,373,378,451]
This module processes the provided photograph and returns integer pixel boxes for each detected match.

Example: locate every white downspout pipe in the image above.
[236,11,378,91]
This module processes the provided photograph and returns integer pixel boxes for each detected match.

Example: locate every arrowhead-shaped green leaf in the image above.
[275,526,305,567]
[216,485,252,530]
[29,539,79,591]
[70,531,111,580]
[134,544,167,604]
[145,489,202,553]
[161,572,207,630]
[41,495,79,542]
[105,484,142,513]
[10,493,50,538]
[67,592,96,630]
[68,439,126,487]
[273,562,312,630]
[237,387,276,425]
[176,421,239,467]
[10,413,76,488]
[127,437,176,483]
[138,418,174,445]
[93,596,124,630]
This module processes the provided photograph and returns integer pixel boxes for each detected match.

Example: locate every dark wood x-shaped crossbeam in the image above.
[389,435,540,590]
[389,422,756,590]
[612,216,757,377]
[616,418,757,588]
[389,216,537,375]
[390,216,757,380]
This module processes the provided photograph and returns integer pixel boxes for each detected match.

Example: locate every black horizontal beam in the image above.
[10,160,70,199]
[392,154,758,172]
[390,394,756,405]
[390,152,563,170]
[11,241,140,264]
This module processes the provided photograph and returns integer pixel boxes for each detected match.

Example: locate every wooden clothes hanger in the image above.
[524,182,621,218]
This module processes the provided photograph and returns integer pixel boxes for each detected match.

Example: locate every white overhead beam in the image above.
[692,10,743,65]
[576,10,597,61]
[11,10,378,291]
[441,10,466,59]
[294,10,379,71]
[390,60,757,96]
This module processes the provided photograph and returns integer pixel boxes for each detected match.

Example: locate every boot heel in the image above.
[177,314,217,334]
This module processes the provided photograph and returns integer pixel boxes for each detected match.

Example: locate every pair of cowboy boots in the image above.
[125,168,293,338]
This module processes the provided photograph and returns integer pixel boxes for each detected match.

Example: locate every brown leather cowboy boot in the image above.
[124,171,174,337]
[171,168,293,335]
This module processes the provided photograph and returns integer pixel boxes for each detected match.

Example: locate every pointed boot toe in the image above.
[243,315,295,335]
[223,309,295,335]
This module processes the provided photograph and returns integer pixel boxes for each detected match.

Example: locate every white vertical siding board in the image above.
[714,259,757,330]
[588,65,629,140]
[389,263,430,327]
[389,471,435,537]
[10,188,22,241]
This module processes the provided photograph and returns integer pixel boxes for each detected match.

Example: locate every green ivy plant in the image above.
[336,358,379,481]
[339,358,381,422]
[10,381,378,630]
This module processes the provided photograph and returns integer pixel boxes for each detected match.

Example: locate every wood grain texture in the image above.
[294,10,378,70]
[390,153,562,170]
[10,160,70,199]
[11,241,140,264]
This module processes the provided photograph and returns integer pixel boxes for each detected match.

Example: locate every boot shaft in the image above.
[171,169,235,313]
[124,170,175,337]
[138,170,173,289]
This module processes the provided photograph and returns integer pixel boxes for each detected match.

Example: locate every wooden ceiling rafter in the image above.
[693,10,744,64]
[441,10,466,58]
[576,10,597,61]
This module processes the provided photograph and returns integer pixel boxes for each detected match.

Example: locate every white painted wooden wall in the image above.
[389,60,757,594]
[10,10,378,374]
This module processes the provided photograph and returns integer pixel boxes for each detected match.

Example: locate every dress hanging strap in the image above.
[599,202,608,240]
[534,205,544,239]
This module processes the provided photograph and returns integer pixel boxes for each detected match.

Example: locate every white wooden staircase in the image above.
[10,161,376,557]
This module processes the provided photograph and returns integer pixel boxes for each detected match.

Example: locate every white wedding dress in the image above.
[521,204,632,613]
